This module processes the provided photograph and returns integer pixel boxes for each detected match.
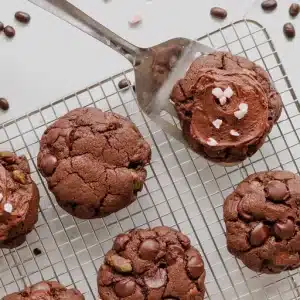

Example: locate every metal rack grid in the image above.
[0,19,299,300]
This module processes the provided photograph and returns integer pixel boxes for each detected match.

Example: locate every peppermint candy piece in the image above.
[129,15,142,26]
[212,119,223,129]
[4,203,13,213]
[207,137,218,146]
[219,96,227,106]
[212,88,224,99]
[230,129,240,136]
[234,103,248,119]
[224,86,233,98]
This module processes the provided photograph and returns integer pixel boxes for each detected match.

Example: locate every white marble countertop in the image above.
[0,0,299,124]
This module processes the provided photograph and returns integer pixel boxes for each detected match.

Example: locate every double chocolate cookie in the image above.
[0,151,39,248]
[38,107,151,219]
[171,52,282,165]
[98,226,206,299]
[224,171,300,273]
[3,281,84,300]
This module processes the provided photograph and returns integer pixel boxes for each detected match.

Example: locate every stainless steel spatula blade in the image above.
[27,0,215,145]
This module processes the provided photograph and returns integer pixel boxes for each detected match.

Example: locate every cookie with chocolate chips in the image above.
[3,281,84,300]
[171,52,282,165]
[224,171,300,273]
[0,151,39,249]
[37,107,151,219]
[98,226,206,300]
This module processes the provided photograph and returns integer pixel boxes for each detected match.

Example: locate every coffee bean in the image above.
[132,85,136,92]
[0,98,9,111]
[15,11,31,24]
[4,26,15,38]
[250,222,269,246]
[289,3,300,17]
[261,0,277,11]
[274,219,295,240]
[283,23,296,39]
[33,248,42,256]
[210,7,227,20]
[0,22,4,32]
[118,78,131,90]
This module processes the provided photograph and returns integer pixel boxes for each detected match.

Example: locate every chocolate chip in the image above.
[139,239,160,261]
[40,154,57,176]
[0,22,4,32]
[283,23,296,39]
[187,255,204,279]
[4,26,15,38]
[33,248,42,256]
[261,0,277,11]
[31,282,50,292]
[289,3,299,17]
[250,223,270,246]
[177,232,191,248]
[118,79,131,90]
[266,180,288,201]
[114,279,136,297]
[166,244,184,264]
[0,98,9,111]
[210,7,227,19]
[15,11,31,24]
[113,234,130,252]
[144,268,167,288]
[274,219,295,240]
[237,198,253,221]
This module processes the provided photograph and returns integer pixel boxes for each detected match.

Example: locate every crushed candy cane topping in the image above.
[212,119,223,129]
[212,86,234,106]
[234,102,248,120]
[0,193,3,202]
[207,137,218,146]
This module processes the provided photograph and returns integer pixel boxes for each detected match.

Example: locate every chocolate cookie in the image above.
[37,107,151,219]
[171,52,282,165]
[98,226,206,299]
[3,281,84,300]
[224,171,300,273]
[0,151,39,249]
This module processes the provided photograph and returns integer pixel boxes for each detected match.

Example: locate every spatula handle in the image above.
[28,0,141,62]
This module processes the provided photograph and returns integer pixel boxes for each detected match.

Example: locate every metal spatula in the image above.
[28,0,215,144]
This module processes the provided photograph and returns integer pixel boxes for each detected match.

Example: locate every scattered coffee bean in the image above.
[0,22,4,32]
[15,11,31,24]
[210,7,227,20]
[261,0,277,11]
[289,3,300,17]
[0,98,9,111]
[118,78,131,90]
[4,26,15,38]
[132,85,136,92]
[33,248,42,256]
[283,22,296,39]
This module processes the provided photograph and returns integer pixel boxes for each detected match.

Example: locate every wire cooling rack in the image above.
[0,19,299,300]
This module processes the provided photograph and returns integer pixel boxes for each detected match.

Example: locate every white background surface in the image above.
[0,0,299,124]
